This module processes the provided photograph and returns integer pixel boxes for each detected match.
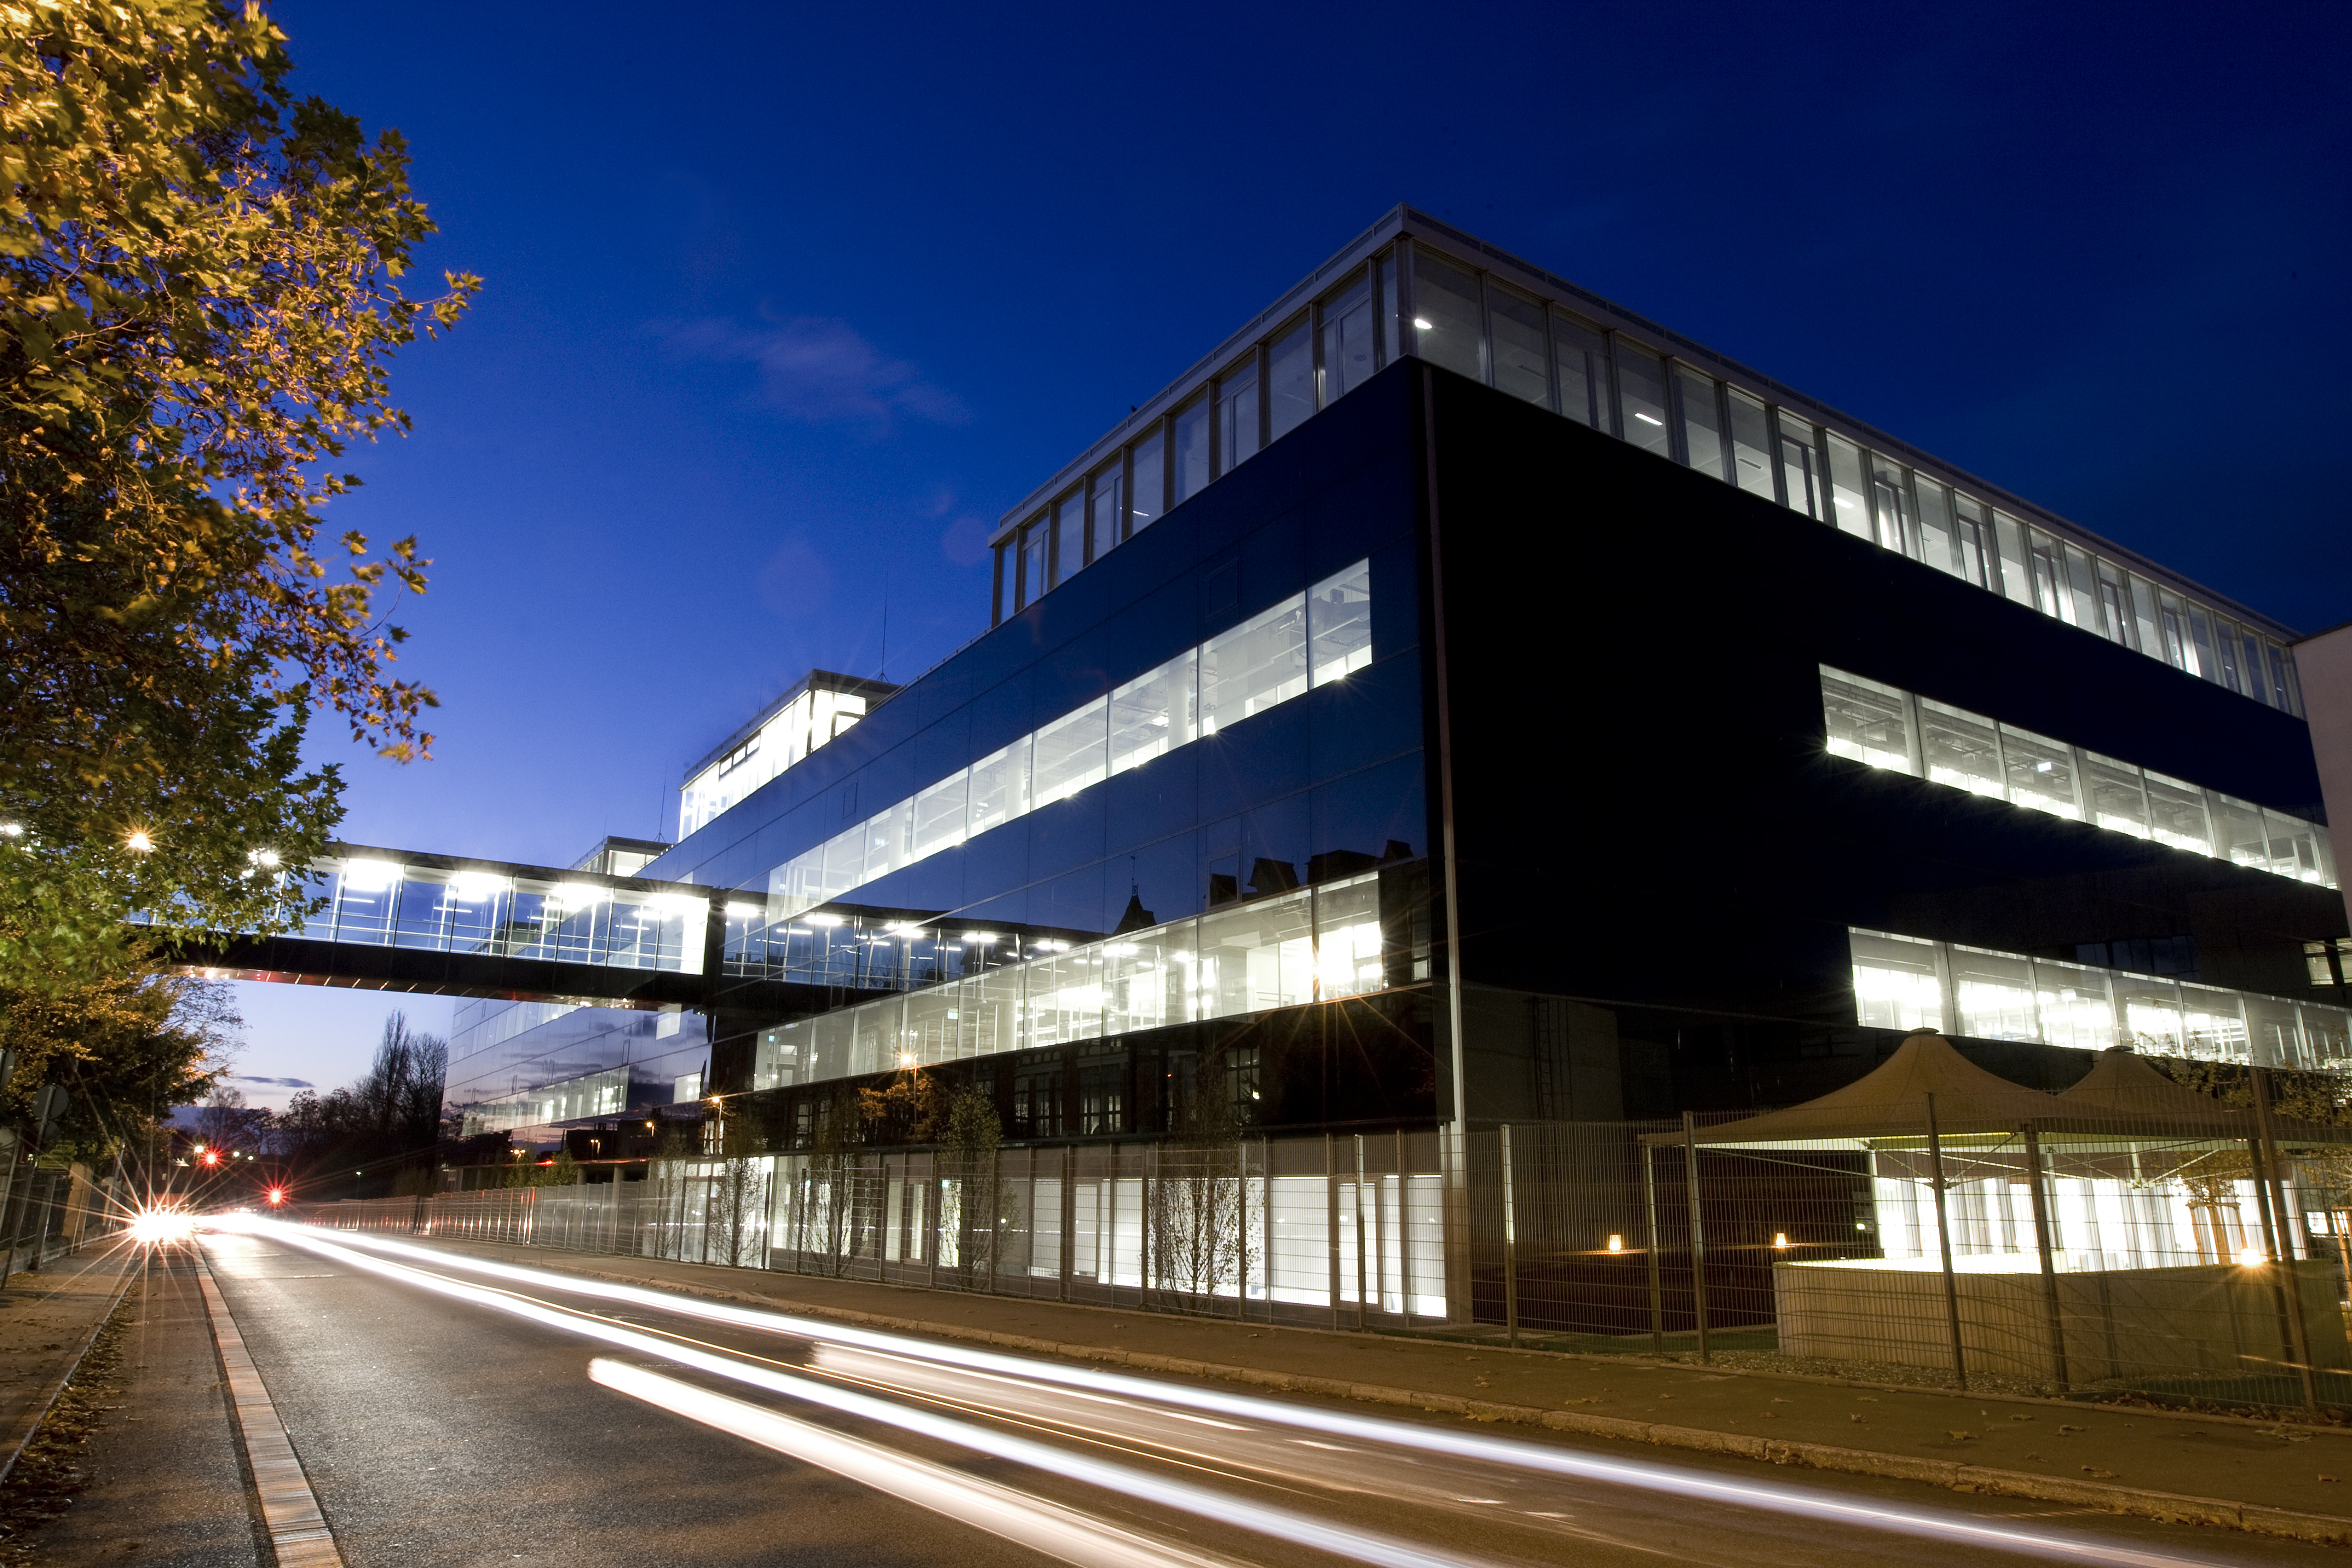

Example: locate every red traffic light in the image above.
[200,1150,220,1166]
[266,1188,286,1205]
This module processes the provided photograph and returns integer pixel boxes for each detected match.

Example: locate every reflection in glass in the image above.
[1173,396,1209,504]
[912,769,970,860]
[1992,514,2035,607]
[1411,250,1483,380]
[1850,930,1940,1031]
[1319,271,1377,405]
[2245,995,2306,1069]
[2033,959,2117,1052]
[1727,388,1772,499]
[1129,428,1164,534]
[1914,477,1956,576]
[1861,929,2352,1067]
[1676,367,1725,481]
[969,735,1033,836]
[2115,974,2185,1054]
[1106,923,1193,1032]
[1950,946,2037,1040]
[1826,436,1870,541]
[1917,699,2003,798]
[2188,606,2220,685]
[1198,891,1314,1019]
[1821,669,1914,773]
[1268,319,1313,443]
[2268,807,2331,885]
[1998,722,2079,819]
[1030,697,1109,810]
[1088,463,1124,564]
[2180,984,2249,1060]
[2062,545,2104,633]
[1307,561,1373,685]
[1868,454,1912,556]
[1615,342,1670,456]
[1555,314,1607,430]
[1202,594,1308,734]
[2211,793,2271,873]
[2080,752,2149,837]
[1313,876,1383,999]
[2142,770,2212,855]
[1778,420,1822,520]
[1488,286,1549,406]
[1018,519,1048,610]
[1108,651,1198,777]
[1953,494,1991,589]
[1027,944,1105,1050]
[1051,490,1083,587]
[1216,360,1259,474]
[393,875,450,950]
[2129,578,2163,656]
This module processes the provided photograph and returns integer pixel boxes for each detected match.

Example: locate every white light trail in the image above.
[221,1222,1493,1568]
[242,1221,2222,1568]
[589,1359,1236,1568]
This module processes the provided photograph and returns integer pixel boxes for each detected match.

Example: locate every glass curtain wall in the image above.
[995,235,2300,723]
[291,854,708,971]
[1851,928,2352,1069]
[1820,666,2335,889]
[766,560,1372,920]
[750,871,1396,1090]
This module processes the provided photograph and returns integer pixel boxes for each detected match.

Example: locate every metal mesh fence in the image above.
[309,1128,1451,1329]
[1463,1056,2352,1416]
[306,1053,2352,1418]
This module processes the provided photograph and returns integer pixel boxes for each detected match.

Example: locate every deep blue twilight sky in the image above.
[221,0,2352,1109]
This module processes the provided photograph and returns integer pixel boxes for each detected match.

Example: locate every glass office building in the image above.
[462,205,2346,1191]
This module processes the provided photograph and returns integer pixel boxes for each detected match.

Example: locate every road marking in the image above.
[194,1248,344,1568]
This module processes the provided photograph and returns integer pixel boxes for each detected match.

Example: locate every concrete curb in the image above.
[0,1250,138,1488]
[472,1251,2352,1550]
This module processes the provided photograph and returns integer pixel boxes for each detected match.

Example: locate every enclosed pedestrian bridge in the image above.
[171,843,1102,1018]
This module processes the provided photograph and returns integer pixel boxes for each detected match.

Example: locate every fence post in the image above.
[1325,1133,1341,1329]
[1681,1111,1710,1364]
[1924,1092,1967,1390]
[1060,1144,1076,1301]
[1235,1139,1250,1321]
[1642,1137,1664,1356]
[1351,1134,1370,1330]
[1395,1127,1411,1325]
[2020,1122,2069,1388]
[1500,1124,1519,1347]
[988,1146,1002,1297]
[1261,1135,1275,1324]
[2250,1067,2320,1412]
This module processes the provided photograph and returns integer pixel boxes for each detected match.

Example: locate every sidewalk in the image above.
[0,1242,138,1483]
[353,1232,2352,1547]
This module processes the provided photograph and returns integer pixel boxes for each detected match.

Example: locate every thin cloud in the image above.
[652,314,969,426]
[940,514,992,566]
[235,1074,315,1088]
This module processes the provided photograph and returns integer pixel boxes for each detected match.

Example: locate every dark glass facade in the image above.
[442,209,2342,1159]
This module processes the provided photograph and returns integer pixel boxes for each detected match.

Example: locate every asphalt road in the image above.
[38,1223,2352,1568]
